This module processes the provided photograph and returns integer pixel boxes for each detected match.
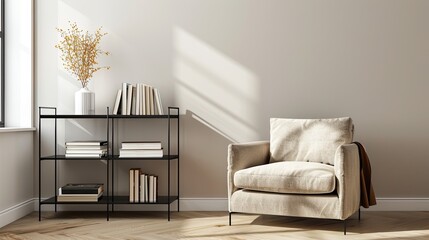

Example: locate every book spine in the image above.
[134,169,140,203]
[153,88,160,115]
[131,85,137,115]
[113,89,122,115]
[149,86,154,115]
[65,141,108,146]
[156,89,164,115]
[144,85,150,115]
[61,189,100,194]
[129,169,134,202]
[140,173,144,203]
[127,84,133,115]
[149,175,153,203]
[122,83,127,116]
[144,175,148,202]
[140,84,144,115]
[136,84,140,115]
[153,176,158,203]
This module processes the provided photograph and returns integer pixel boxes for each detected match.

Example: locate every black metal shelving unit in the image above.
[38,106,180,221]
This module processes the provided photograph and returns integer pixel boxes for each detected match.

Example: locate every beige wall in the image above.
[36,0,429,198]
[0,0,34,228]
[0,132,34,209]
[0,131,34,226]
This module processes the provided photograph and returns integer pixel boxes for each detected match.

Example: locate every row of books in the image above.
[57,183,104,202]
[113,83,164,115]
[65,141,108,158]
[130,168,158,203]
[119,141,163,158]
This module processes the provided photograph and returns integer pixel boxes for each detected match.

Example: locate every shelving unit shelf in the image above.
[41,196,111,205]
[40,196,179,205]
[38,106,180,221]
[40,155,110,160]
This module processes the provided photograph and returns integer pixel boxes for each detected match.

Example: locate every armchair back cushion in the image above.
[270,117,353,165]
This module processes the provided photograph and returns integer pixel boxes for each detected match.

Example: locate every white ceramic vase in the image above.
[75,87,95,115]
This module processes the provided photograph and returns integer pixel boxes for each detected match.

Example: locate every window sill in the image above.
[0,127,36,133]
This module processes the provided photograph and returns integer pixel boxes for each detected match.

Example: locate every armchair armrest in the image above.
[334,144,360,220]
[227,141,270,207]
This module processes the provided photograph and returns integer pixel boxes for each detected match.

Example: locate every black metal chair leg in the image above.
[344,219,347,235]
[229,212,232,226]
[358,207,361,221]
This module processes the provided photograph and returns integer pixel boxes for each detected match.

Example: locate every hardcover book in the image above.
[149,86,154,115]
[65,141,108,146]
[126,84,133,115]
[122,83,128,115]
[57,191,103,202]
[60,183,103,194]
[65,153,106,158]
[121,141,162,150]
[154,88,164,115]
[119,149,163,158]
[129,169,134,202]
[113,89,122,115]
[66,145,108,150]
[131,85,137,115]
[65,149,107,154]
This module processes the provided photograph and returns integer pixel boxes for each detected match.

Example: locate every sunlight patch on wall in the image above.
[57,72,76,115]
[174,27,260,142]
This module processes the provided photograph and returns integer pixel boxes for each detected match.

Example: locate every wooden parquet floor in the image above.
[1,211,429,239]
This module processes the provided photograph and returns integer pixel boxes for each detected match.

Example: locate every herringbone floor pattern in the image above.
[1,211,429,239]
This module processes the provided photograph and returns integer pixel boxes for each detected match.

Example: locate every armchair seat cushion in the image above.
[234,161,336,194]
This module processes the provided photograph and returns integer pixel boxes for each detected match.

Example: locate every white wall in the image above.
[36,0,429,200]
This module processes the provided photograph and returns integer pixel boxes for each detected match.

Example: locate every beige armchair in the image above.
[227,117,360,234]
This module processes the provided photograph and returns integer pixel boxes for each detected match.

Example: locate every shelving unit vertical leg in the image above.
[111,118,115,213]
[177,108,180,212]
[54,108,57,213]
[38,107,58,221]
[167,108,171,221]
[106,107,110,221]
[38,107,41,221]
[167,107,180,218]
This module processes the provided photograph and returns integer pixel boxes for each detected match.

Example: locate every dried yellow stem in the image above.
[55,22,110,88]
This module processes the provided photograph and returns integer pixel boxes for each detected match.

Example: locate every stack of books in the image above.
[57,183,104,202]
[129,168,158,203]
[119,141,163,158]
[112,83,164,115]
[65,141,108,158]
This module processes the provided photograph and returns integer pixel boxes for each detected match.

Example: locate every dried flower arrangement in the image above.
[56,22,110,88]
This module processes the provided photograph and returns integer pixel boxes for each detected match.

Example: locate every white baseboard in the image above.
[179,198,228,211]
[1,197,426,228]
[29,197,429,213]
[35,198,228,212]
[181,198,429,211]
[186,198,429,212]
[0,199,35,228]
[363,198,429,211]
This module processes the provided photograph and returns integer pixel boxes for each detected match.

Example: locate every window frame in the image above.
[0,0,4,127]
